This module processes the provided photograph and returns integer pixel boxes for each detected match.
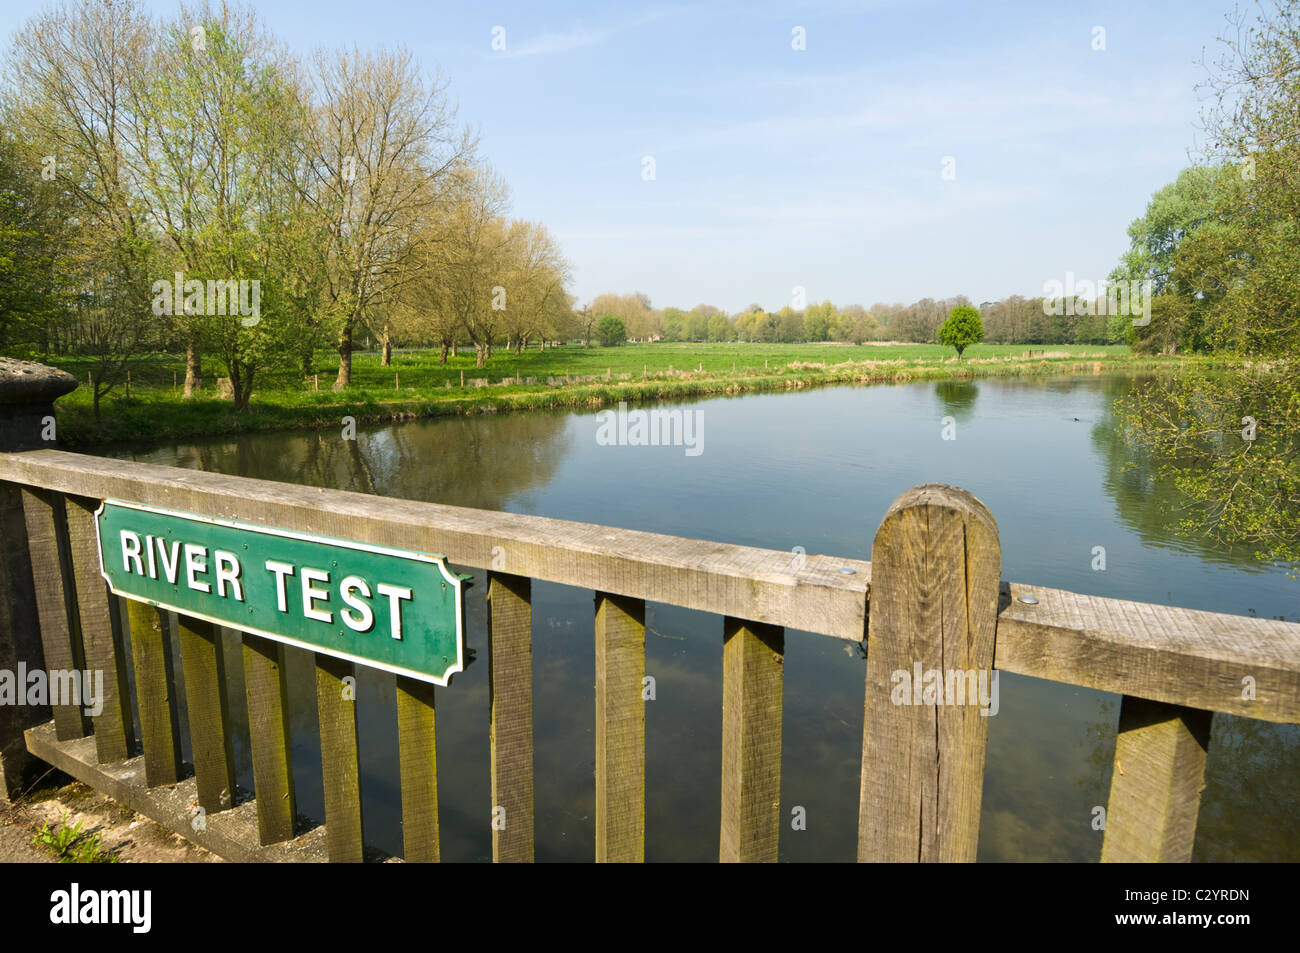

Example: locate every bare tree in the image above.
[302,44,474,389]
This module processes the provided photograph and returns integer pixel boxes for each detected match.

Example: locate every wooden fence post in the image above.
[0,359,77,802]
[1101,696,1212,862]
[857,484,1001,861]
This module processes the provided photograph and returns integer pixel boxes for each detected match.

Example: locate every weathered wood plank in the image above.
[594,592,645,863]
[242,633,296,845]
[124,599,182,786]
[19,487,87,740]
[488,572,533,863]
[858,484,1000,862]
[0,450,869,640]
[176,616,236,814]
[64,497,135,763]
[316,653,363,862]
[720,617,784,863]
[995,582,1300,723]
[396,676,439,863]
[1100,696,1212,863]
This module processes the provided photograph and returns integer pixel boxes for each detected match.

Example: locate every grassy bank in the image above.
[45,342,1205,447]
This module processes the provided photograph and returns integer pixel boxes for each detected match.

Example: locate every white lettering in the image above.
[339,576,374,632]
[184,544,210,593]
[120,531,143,575]
[301,568,332,623]
[376,583,412,640]
[265,561,294,613]
[213,551,243,600]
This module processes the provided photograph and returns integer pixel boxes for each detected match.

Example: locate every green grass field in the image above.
[44,341,1181,447]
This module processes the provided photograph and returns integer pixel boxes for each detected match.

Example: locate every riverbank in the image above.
[46,343,1207,448]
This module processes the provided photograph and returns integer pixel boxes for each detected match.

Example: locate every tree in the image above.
[3,0,160,414]
[133,4,315,410]
[0,130,72,356]
[660,306,686,342]
[595,314,626,347]
[937,305,984,358]
[1109,0,1300,574]
[436,165,513,366]
[803,300,834,341]
[1110,165,1236,296]
[305,43,474,388]
[497,220,570,354]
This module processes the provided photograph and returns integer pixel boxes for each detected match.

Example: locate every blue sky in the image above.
[1,0,1239,312]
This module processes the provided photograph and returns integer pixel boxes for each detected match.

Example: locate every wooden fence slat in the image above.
[316,653,363,862]
[594,591,646,862]
[857,484,1001,862]
[720,617,784,863]
[177,616,236,814]
[125,599,182,785]
[396,676,439,862]
[64,497,135,763]
[20,488,87,740]
[1100,696,1212,863]
[241,633,296,845]
[488,572,534,863]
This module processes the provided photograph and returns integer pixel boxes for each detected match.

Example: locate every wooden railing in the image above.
[1,447,1297,862]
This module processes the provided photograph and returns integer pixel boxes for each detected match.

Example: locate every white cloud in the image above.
[497,7,676,59]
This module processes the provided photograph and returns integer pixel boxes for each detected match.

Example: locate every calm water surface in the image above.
[104,375,1299,861]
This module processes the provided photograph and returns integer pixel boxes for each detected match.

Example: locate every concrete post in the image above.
[0,358,77,802]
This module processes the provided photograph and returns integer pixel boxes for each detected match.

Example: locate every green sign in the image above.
[95,500,467,686]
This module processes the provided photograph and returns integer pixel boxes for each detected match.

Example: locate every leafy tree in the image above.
[803,300,834,341]
[775,306,804,343]
[1110,165,1236,296]
[660,306,686,342]
[707,313,731,342]
[595,314,626,346]
[0,131,72,356]
[1112,0,1300,575]
[937,305,983,358]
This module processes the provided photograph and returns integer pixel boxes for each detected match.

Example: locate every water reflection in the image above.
[934,379,979,421]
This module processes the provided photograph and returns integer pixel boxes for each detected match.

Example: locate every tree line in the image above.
[0,0,572,414]
[577,292,1121,346]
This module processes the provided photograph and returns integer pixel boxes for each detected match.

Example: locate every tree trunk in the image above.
[475,343,486,367]
[183,341,202,398]
[233,368,254,412]
[485,341,492,362]
[335,323,352,390]
[438,342,449,364]
[380,337,392,366]
[539,339,546,351]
